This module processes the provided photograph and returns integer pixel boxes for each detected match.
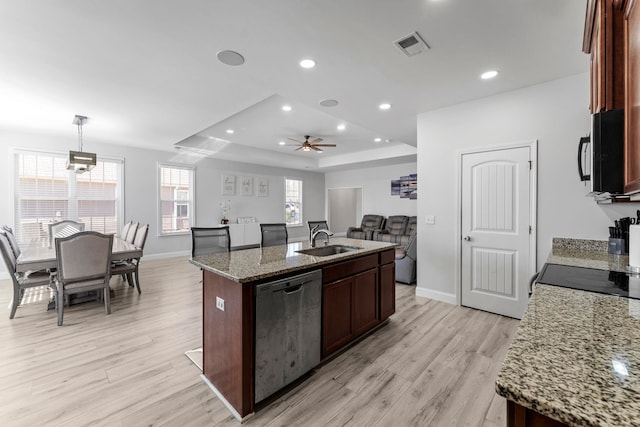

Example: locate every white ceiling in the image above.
[0,0,589,171]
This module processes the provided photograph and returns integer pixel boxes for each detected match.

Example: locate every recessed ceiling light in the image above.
[300,59,316,69]
[216,50,245,66]
[226,129,234,134]
[374,138,382,142]
[278,141,286,146]
[379,103,392,110]
[481,70,499,80]
[319,99,339,107]
[282,105,292,112]
[385,139,392,143]
[337,124,346,131]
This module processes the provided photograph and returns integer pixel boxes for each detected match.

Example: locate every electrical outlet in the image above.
[425,215,435,225]
[216,296,225,312]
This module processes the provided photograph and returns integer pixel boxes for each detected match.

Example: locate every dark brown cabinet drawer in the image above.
[323,253,378,283]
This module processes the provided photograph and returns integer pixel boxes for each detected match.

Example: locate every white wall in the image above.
[0,131,324,274]
[416,72,638,302]
[324,162,418,227]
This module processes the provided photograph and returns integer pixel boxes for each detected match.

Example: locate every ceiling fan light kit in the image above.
[287,135,336,153]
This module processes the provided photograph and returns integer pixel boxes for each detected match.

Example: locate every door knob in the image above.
[463,236,471,241]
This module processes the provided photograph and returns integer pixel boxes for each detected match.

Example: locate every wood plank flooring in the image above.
[0,257,518,426]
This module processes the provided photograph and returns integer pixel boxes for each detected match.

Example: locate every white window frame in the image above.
[11,147,124,244]
[284,177,303,227]
[158,162,195,236]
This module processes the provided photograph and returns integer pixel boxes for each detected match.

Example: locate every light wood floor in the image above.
[0,257,518,426]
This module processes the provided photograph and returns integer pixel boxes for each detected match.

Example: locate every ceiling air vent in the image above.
[394,31,430,57]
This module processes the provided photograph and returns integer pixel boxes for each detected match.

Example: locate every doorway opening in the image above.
[327,187,363,236]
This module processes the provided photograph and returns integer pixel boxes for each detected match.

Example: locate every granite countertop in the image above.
[496,285,640,426]
[189,237,396,283]
[547,237,629,273]
[496,238,640,426]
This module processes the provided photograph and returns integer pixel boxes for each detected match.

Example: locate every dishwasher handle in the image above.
[283,284,303,294]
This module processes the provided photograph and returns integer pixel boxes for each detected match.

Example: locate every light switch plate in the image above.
[216,296,225,311]
[425,215,435,225]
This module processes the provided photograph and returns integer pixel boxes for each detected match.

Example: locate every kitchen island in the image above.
[496,239,640,426]
[189,237,396,420]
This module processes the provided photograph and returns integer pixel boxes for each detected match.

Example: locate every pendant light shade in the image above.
[66,115,96,174]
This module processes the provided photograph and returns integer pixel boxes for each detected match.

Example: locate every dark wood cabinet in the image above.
[624,0,640,193]
[322,277,353,356]
[379,262,396,319]
[584,0,625,113]
[352,269,379,335]
[506,400,569,427]
[321,250,395,359]
[322,268,378,357]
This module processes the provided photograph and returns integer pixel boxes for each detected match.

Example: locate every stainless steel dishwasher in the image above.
[254,269,322,403]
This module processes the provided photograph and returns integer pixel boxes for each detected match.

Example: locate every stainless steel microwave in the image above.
[578,109,624,196]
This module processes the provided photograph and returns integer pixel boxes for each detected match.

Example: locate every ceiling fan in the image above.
[287,135,336,152]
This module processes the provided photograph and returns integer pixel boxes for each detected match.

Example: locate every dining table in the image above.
[16,236,142,273]
[16,236,143,309]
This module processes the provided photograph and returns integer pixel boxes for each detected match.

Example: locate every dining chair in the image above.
[124,222,139,244]
[0,232,52,319]
[2,225,21,258]
[191,226,231,257]
[307,220,329,242]
[120,220,133,239]
[48,220,85,247]
[111,224,149,294]
[54,231,113,326]
[260,223,288,247]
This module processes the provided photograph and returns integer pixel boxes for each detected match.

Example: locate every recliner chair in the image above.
[395,232,417,285]
[398,216,417,247]
[346,215,385,240]
[372,215,409,243]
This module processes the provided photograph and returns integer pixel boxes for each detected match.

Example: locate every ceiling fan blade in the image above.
[311,143,337,147]
[310,146,323,152]
[294,146,303,151]
[284,144,301,146]
[308,138,323,144]
[288,137,304,143]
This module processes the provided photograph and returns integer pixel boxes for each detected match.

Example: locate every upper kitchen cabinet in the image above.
[583,0,625,113]
[624,0,640,194]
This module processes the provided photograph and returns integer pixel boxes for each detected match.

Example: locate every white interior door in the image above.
[460,145,534,319]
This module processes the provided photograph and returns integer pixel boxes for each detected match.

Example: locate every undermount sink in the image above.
[296,244,362,257]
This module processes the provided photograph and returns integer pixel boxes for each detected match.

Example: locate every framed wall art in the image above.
[257,177,269,197]
[241,176,254,196]
[222,174,236,195]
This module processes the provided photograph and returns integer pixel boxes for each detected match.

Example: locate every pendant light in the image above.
[66,114,96,174]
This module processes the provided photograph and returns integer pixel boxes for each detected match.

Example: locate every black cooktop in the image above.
[536,263,638,299]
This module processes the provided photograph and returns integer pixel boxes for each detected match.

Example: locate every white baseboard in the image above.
[415,286,457,305]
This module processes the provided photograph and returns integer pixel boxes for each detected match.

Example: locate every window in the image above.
[285,178,303,226]
[13,150,123,244]
[159,164,194,235]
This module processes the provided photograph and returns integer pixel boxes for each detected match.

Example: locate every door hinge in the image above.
[529,225,532,234]
[528,160,532,170]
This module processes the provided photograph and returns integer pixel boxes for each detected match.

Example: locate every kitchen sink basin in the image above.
[296,244,362,257]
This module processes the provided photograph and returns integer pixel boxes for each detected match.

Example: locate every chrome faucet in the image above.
[311,226,333,247]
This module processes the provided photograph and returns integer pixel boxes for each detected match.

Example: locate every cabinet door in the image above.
[379,262,396,320]
[585,0,625,113]
[352,268,379,336]
[625,1,640,193]
[322,277,353,357]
